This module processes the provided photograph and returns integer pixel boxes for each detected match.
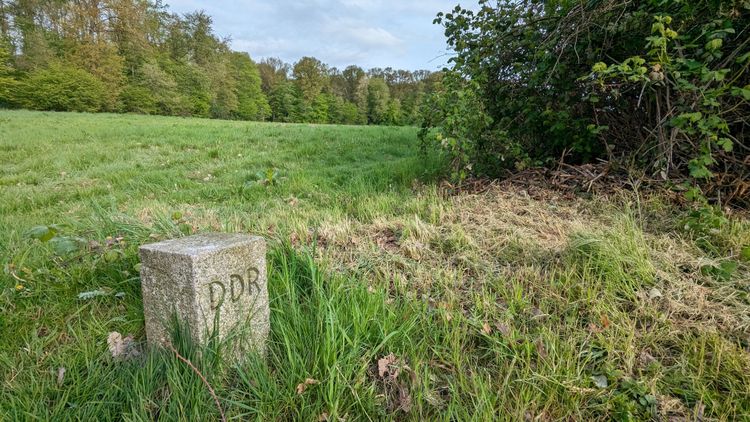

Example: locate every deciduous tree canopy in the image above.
[0,0,439,126]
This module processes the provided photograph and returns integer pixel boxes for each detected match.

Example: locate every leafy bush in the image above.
[118,84,159,114]
[423,1,749,203]
[17,63,106,112]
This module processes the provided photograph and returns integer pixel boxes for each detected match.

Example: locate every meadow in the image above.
[1,110,749,420]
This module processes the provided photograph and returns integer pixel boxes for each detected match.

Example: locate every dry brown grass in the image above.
[303,183,749,344]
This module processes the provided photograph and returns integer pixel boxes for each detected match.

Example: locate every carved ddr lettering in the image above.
[230,274,244,300]
[246,267,260,293]
[207,266,260,310]
[209,281,226,310]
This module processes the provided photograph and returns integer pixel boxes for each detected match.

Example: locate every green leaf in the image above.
[718,260,738,278]
[716,138,733,152]
[49,236,80,255]
[688,160,713,179]
[730,87,750,101]
[78,289,110,300]
[705,38,722,51]
[740,246,750,262]
[26,225,57,242]
[591,375,608,389]
[103,250,121,262]
[592,62,608,72]
[678,112,702,124]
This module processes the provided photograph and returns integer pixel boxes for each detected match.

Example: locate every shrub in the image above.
[118,84,159,114]
[17,62,106,112]
[423,1,749,204]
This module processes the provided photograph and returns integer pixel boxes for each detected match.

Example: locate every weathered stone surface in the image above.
[139,233,269,356]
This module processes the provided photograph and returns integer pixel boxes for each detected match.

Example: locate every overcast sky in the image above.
[166,0,458,71]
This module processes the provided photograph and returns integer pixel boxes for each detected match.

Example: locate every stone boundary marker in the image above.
[139,233,269,356]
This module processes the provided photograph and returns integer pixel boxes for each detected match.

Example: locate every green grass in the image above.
[2,110,749,420]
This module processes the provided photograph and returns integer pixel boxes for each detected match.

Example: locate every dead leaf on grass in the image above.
[290,232,300,246]
[374,353,415,413]
[56,367,66,386]
[481,322,492,335]
[296,378,319,394]
[398,384,412,412]
[535,338,548,360]
[378,353,398,378]
[495,322,511,337]
[649,287,663,300]
[591,375,608,389]
[107,331,140,361]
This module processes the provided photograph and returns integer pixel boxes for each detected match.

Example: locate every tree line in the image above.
[0,0,441,125]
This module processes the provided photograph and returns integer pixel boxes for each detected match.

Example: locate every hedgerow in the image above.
[422,0,749,205]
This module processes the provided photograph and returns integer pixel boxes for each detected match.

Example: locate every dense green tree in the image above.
[341,65,366,103]
[69,40,125,111]
[268,80,299,122]
[136,60,180,114]
[422,0,748,205]
[0,40,17,106]
[17,62,106,112]
[229,52,270,120]
[293,56,327,103]
[366,77,390,124]
[257,57,289,94]
[310,93,330,123]
[118,83,158,114]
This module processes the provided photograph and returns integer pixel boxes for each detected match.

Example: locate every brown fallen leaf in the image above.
[481,322,492,335]
[535,338,548,360]
[56,367,66,386]
[296,378,319,394]
[318,412,329,421]
[107,331,140,361]
[495,322,511,337]
[398,384,412,413]
[588,322,603,334]
[600,313,610,329]
[290,232,300,246]
[37,326,49,338]
[378,353,398,378]
[531,307,546,320]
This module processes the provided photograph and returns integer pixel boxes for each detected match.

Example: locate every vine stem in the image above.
[166,342,227,422]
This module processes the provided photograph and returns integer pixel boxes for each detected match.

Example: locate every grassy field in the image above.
[1,110,749,420]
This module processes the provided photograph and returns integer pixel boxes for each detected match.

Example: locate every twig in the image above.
[166,342,226,422]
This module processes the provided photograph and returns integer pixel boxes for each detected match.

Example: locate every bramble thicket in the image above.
[420,0,749,205]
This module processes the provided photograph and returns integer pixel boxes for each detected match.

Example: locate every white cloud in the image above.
[166,0,457,69]
[343,26,403,48]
